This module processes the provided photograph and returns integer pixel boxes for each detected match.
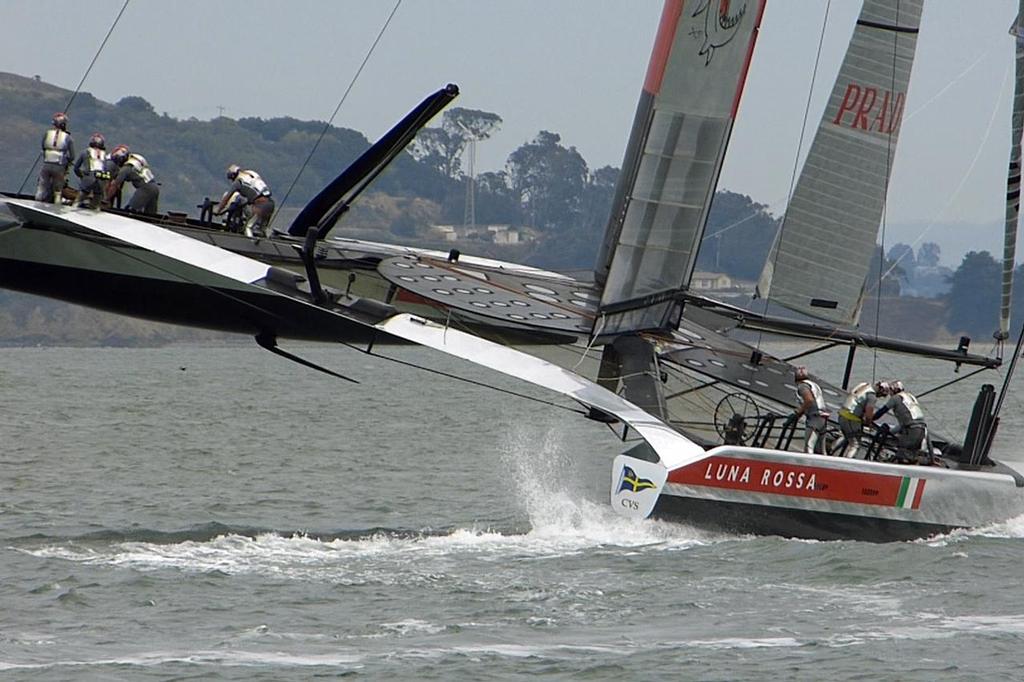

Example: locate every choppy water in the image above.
[3,343,1024,680]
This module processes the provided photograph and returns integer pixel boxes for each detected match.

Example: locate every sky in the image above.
[2,1,1021,264]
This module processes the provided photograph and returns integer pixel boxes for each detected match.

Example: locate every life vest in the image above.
[237,169,271,198]
[42,129,72,165]
[889,392,925,426]
[840,382,875,420]
[126,154,155,183]
[86,148,110,176]
[796,379,826,417]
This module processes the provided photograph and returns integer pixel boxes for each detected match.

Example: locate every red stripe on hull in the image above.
[912,480,926,510]
[643,0,685,94]
[669,455,911,508]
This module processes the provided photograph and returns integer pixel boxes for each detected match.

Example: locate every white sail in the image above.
[1002,5,1024,338]
[595,0,766,335]
[757,0,924,326]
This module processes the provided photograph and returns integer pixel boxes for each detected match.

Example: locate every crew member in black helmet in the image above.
[36,112,75,203]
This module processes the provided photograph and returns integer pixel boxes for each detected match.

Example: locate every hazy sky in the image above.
[3,1,1021,260]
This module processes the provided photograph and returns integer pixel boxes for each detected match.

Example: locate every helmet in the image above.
[891,380,905,394]
[110,144,130,165]
[52,112,69,130]
[226,164,240,181]
[88,132,106,150]
[874,381,892,396]
[794,366,809,381]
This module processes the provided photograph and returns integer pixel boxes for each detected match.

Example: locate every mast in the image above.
[1001,5,1024,338]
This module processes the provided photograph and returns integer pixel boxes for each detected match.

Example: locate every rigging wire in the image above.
[272,0,403,229]
[77,223,588,415]
[869,56,1011,289]
[871,1,904,382]
[18,0,132,194]
[351,344,589,416]
[754,0,832,355]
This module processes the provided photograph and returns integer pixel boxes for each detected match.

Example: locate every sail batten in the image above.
[595,0,766,335]
[756,0,924,327]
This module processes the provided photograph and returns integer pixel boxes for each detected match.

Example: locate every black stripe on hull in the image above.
[653,494,955,543]
[0,258,379,343]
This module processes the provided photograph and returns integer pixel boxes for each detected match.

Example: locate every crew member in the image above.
[214,164,274,238]
[106,145,160,215]
[792,366,829,454]
[874,380,929,464]
[73,132,112,208]
[36,112,75,203]
[831,380,885,458]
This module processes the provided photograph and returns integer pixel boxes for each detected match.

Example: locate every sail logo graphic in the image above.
[691,0,748,66]
[618,466,657,494]
[831,84,906,134]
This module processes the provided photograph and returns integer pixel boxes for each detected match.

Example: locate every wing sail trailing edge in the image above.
[594,0,766,336]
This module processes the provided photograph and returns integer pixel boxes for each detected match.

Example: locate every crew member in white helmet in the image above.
[874,380,929,464]
[831,380,886,458]
[215,164,275,238]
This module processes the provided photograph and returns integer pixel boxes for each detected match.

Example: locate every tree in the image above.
[505,131,588,232]
[409,107,502,180]
[697,191,780,280]
[116,95,155,115]
[887,243,916,269]
[864,245,904,297]
[946,250,1000,337]
[917,241,941,267]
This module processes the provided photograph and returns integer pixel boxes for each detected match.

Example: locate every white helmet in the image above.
[226,164,240,181]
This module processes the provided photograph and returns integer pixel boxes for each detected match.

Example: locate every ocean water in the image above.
[2,342,1024,680]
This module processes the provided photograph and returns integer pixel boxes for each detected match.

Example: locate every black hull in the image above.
[653,494,956,543]
[0,257,379,344]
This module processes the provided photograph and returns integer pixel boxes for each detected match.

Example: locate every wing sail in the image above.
[594,0,766,336]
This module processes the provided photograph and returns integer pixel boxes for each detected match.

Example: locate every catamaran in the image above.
[2,0,1024,542]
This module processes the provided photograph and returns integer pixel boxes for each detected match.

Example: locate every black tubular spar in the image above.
[288,83,459,239]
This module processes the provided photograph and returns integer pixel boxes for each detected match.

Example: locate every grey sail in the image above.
[757,0,924,326]
[594,0,766,336]
[1002,5,1024,338]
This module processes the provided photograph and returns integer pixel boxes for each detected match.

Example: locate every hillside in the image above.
[0,72,452,230]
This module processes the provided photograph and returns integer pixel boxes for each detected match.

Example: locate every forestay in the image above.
[595,0,765,335]
[757,0,923,326]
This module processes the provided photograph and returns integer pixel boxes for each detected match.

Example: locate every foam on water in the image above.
[19,425,728,576]
[500,423,717,549]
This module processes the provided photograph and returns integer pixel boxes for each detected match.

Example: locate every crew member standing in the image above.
[792,366,829,454]
[36,112,75,203]
[73,133,112,208]
[214,164,275,238]
[106,145,160,215]
[832,380,885,459]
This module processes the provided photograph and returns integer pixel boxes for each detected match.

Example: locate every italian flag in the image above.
[896,477,926,510]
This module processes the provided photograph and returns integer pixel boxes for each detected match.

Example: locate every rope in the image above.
[272,0,403,228]
[18,0,132,194]
[872,1,904,382]
[354,345,588,416]
[754,1,832,354]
